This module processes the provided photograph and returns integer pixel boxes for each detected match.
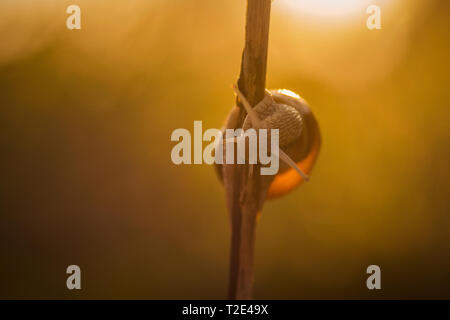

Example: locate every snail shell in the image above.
[265,89,321,199]
[216,89,321,200]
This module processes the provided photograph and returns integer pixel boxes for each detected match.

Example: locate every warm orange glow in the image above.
[267,118,321,199]
[278,0,373,19]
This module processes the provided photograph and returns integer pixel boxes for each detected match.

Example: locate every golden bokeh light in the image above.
[278,0,375,19]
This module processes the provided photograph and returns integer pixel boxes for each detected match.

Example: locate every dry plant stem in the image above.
[227,0,271,300]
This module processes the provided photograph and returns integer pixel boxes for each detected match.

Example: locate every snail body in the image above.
[216,87,320,200]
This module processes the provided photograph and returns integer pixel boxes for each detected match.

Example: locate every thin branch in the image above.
[226,0,272,300]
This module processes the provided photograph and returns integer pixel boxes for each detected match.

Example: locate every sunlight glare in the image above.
[279,0,374,19]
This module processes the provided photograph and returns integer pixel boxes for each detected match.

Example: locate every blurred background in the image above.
[1,0,449,299]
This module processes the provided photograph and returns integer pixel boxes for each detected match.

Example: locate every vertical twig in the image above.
[226,0,271,300]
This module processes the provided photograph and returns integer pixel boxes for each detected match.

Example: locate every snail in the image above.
[216,86,321,201]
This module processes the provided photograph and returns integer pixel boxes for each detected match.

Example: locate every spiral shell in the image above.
[216,88,321,200]
[265,89,321,199]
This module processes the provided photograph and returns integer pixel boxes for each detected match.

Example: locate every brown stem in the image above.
[227,0,271,300]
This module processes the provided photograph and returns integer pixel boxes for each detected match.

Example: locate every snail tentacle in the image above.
[233,85,309,181]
